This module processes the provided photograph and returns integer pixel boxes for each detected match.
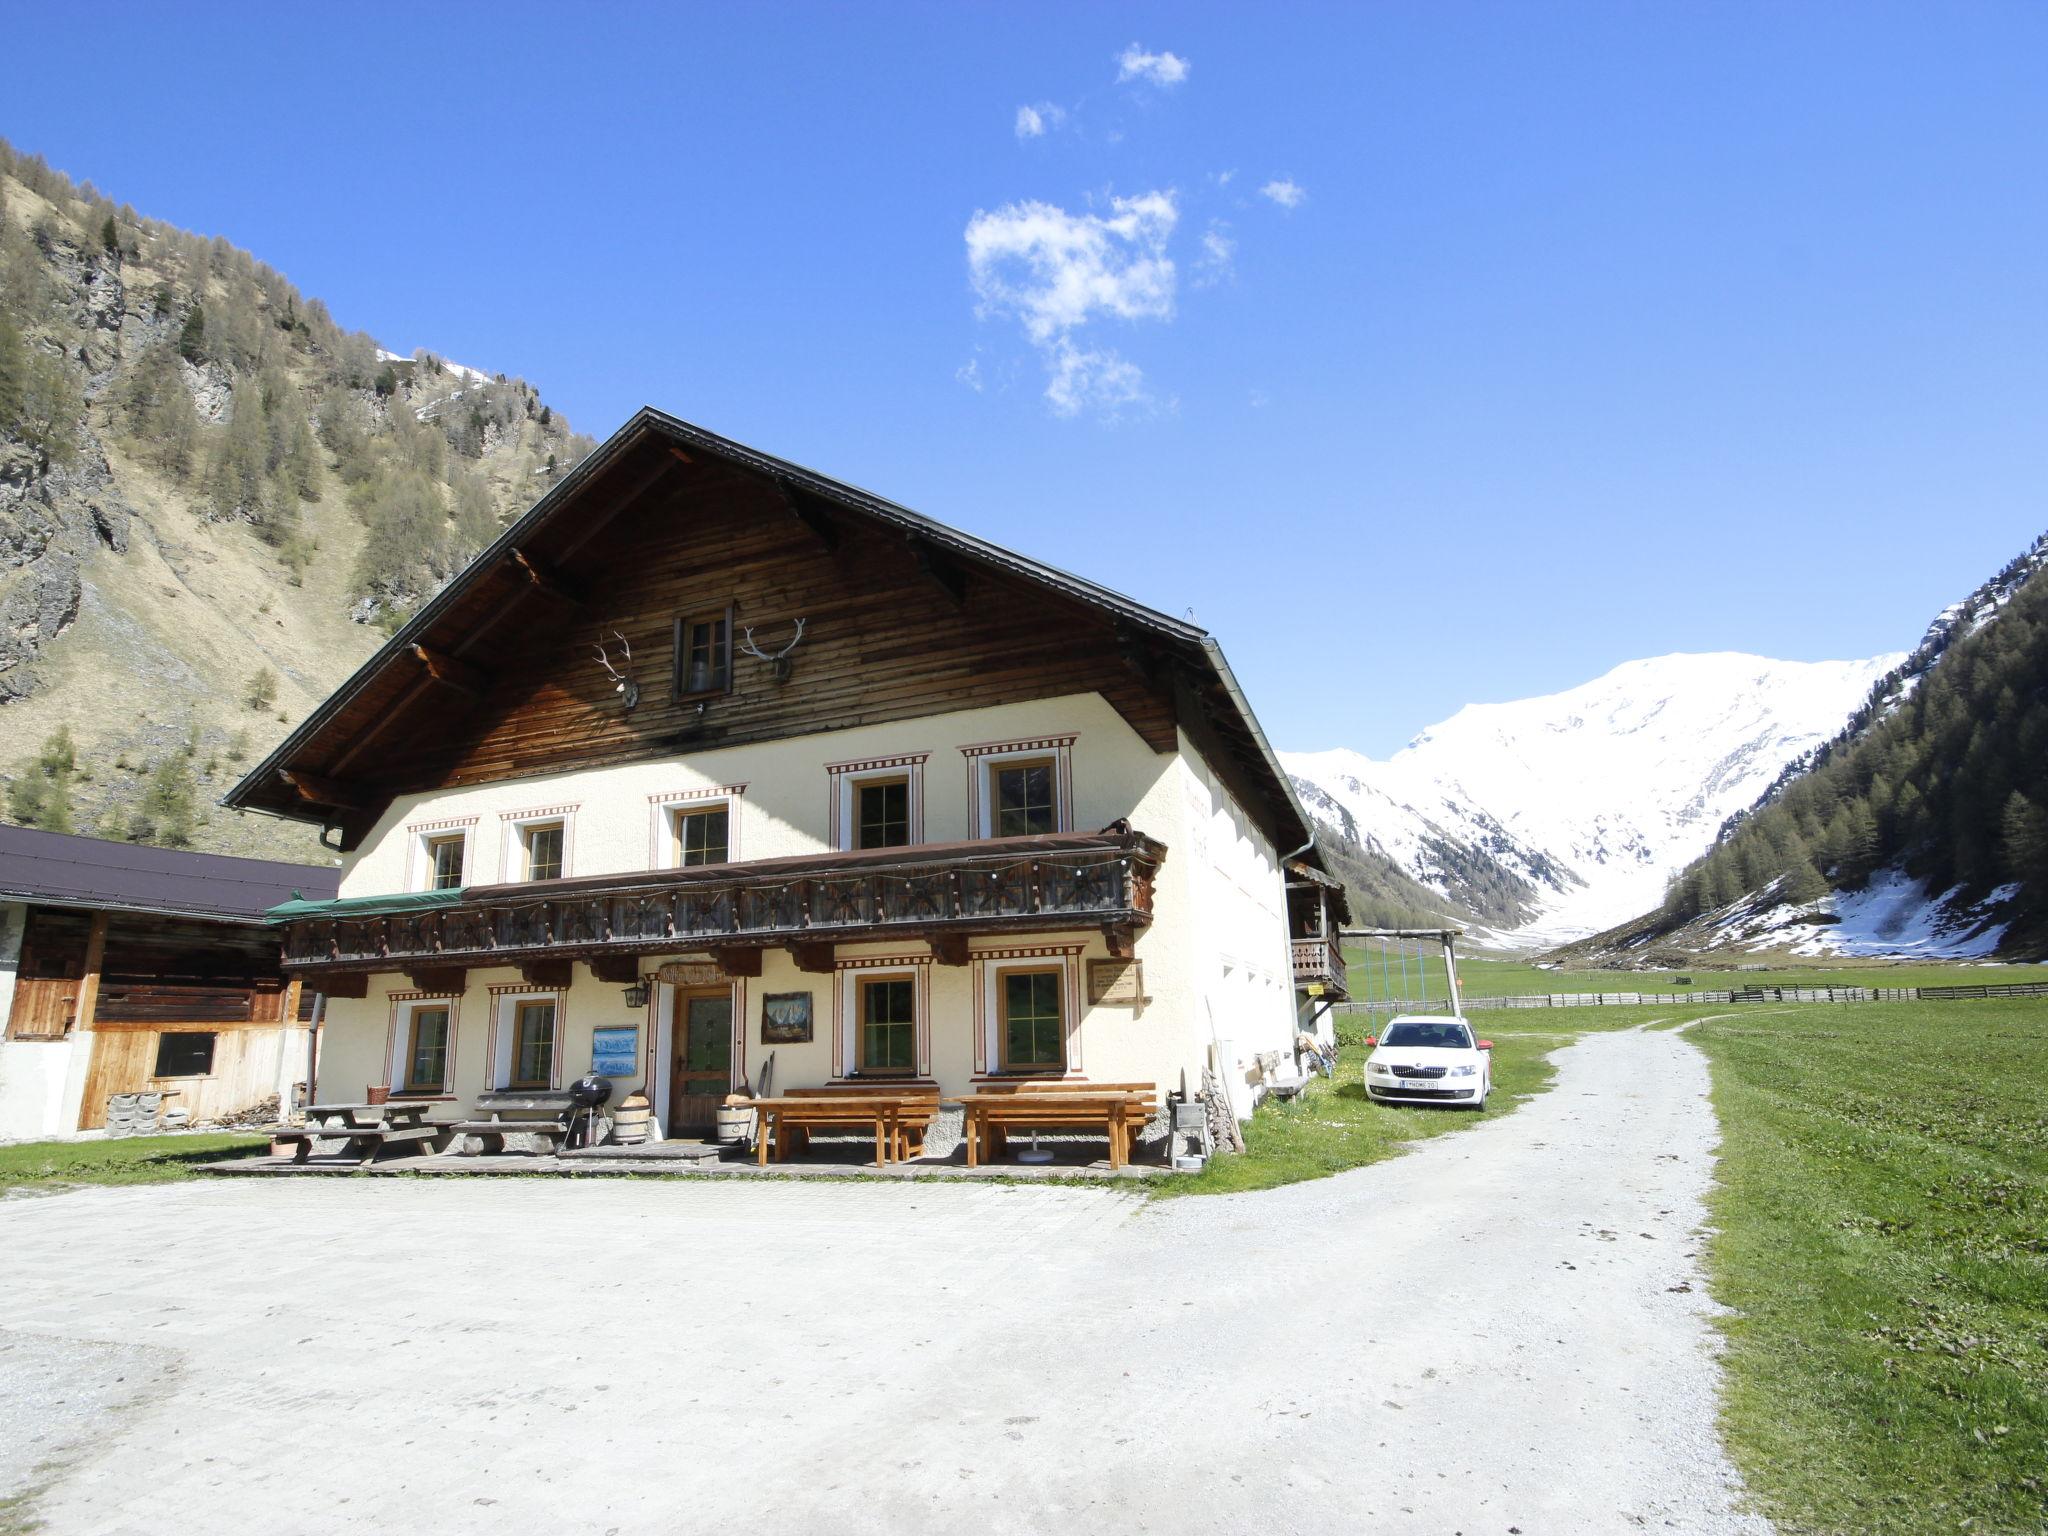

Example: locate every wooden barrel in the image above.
[713,1105,752,1145]
[612,1091,653,1144]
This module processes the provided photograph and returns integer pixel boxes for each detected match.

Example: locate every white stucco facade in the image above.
[309,690,1300,1123]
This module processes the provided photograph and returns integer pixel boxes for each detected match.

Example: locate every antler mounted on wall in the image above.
[739,617,806,683]
[592,629,640,712]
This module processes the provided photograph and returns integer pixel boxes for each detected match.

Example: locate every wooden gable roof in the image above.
[223,409,1313,855]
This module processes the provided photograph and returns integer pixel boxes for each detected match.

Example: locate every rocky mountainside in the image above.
[1286,651,1899,946]
[0,140,591,861]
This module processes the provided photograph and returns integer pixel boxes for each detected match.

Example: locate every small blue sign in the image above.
[590,1025,640,1079]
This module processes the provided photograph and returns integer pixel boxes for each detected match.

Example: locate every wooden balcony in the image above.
[1290,936,1349,999]
[277,828,1165,984]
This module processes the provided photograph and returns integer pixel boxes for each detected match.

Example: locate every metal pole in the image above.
[1442,934,1463,1019]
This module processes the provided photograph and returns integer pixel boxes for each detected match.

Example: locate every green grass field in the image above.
[1342,951,2045,1001]
[0,1132,267,1192]
[1688,998,2048,1534]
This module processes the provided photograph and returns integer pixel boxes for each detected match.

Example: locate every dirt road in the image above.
[0,1025,1765,1534]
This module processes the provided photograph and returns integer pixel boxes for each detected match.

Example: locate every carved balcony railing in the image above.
[1290,937,1349,998]
[278,828,1166,977]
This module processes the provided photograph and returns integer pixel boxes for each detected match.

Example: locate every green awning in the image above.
[266,887,467,922]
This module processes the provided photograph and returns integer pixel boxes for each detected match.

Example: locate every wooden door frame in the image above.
[664,982,739,1135]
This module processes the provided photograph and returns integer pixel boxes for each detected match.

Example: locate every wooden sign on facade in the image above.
[1087,958,1145,1007]
[656,961,725,988]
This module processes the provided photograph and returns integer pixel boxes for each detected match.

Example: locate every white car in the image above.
[1364,1014,1493,1109]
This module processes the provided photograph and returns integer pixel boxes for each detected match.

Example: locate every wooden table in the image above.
[740,1095,929,1168]
[275,1100,442,1164]
[955,1090,1153,1170]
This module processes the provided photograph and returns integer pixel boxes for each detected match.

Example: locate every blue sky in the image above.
[9,3,2046,754]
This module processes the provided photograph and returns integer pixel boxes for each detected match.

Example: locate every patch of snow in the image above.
[376,347,492,384]
[1775,870,2012,958]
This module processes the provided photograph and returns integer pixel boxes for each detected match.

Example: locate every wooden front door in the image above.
[669,987,733,1134]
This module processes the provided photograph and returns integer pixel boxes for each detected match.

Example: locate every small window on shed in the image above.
[154,1032,217,1078]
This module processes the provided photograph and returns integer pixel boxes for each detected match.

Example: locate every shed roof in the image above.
[0,825,340,924]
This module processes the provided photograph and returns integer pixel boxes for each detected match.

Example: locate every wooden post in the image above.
[71,911,109,1131]
[280,976,303,1116]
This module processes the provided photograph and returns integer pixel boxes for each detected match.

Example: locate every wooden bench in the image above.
[958,1082,1159,1170]
[745,1085,942,1166]
[446,1091,575,1155]
[271,1124,441,1164]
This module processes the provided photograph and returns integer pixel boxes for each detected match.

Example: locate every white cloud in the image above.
[1259,178,1307,210]
[964,190,1178,417]
[1116,44,1189,87]
[956,357,983,392]
[1014,102,1066,140]
[1193,219,1235,287]
[1044,341,1151,418]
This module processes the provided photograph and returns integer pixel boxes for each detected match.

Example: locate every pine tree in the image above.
[244,667,279,711]
[130,752,198,848]
[5,727,78,833]
[177,303,206,363]
[99,214,119,255]
[2000,793,2048,885]
[1780,857,1830,905]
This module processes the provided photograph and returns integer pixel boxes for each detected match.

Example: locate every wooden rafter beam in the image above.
[316,973,370,999]
[407,966,467,995]
[1102,923,1136,960]
[410,644,490,699]
[787,941,836,974]
[521,959,574,989]
[928,933,970,967]
[778,481,840,552]
[711,947,763,979]
[508,548,584,606]
[906,535,965,607]
[588,955,641,985]
[280,768,368,812]
[553,451,683,564]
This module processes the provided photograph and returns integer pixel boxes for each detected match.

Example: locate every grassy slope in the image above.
[1691,999,2048,1534]
[0,1133,266,1192]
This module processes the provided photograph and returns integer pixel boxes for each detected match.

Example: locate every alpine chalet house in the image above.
[225,411,1335,1154]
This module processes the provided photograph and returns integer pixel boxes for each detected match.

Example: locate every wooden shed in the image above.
[0,827,338,1136]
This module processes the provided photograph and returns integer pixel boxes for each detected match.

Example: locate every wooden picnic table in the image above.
[275,1099,443,1164]
[956,1088,1156,1170]
[740,1092,937,1168]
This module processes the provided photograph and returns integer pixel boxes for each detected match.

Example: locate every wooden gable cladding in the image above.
[228,411,1313,853]
[304,448,1180,804]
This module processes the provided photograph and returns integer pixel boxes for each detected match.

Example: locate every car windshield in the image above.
[1381,1021,1472,1050]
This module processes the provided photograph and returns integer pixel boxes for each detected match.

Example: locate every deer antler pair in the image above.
[592,629,640,712]
[739,617,805,681]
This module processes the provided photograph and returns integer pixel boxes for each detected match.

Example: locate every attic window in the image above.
[673,608,734,699]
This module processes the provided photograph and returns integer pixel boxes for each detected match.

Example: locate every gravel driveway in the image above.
[0,1024,1766,1534]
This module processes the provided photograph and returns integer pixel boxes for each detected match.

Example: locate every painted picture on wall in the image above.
[590,1025,640,1078]
[760,992,813,1044]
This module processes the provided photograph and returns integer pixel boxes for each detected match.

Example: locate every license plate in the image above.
[1398,1078,1446,1091]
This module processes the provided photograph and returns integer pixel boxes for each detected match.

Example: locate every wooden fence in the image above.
[1329,980,2048,1015]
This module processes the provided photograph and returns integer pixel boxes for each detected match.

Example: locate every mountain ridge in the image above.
[0,139,590,861]
[1286,649,1900,946]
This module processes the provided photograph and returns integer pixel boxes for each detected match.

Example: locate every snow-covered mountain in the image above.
[1285,651,1903,946]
